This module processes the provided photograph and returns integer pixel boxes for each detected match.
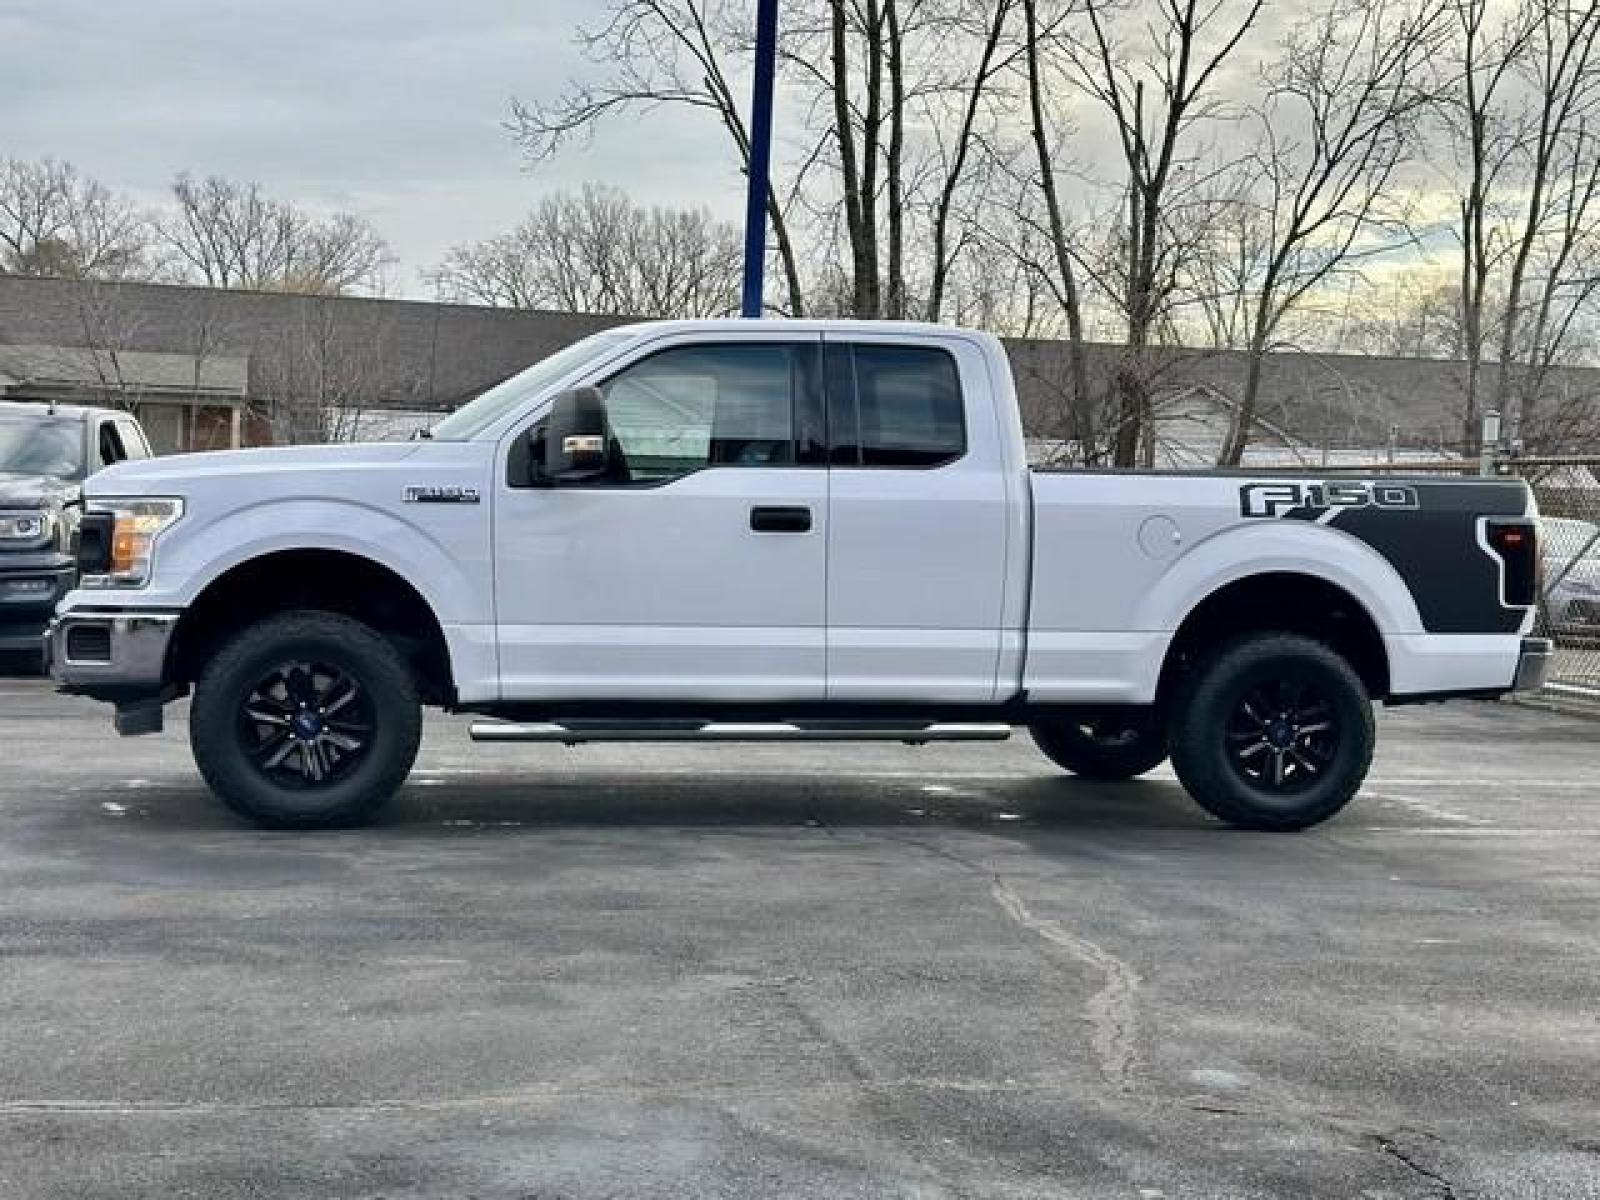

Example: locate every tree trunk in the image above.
[828,0,872,316]
[885,0,906,318]
[1022,0,1089,445]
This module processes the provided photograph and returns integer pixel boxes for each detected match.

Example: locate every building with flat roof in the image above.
[1,274,1595,460]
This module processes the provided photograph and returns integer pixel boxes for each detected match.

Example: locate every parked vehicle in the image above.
[1541,516,1600,638]
[45,321,1549,830]
[0,401,152,656]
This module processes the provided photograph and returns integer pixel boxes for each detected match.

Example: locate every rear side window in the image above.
[828,343,966,468]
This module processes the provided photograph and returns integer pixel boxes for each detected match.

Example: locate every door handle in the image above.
[750,505,812,533]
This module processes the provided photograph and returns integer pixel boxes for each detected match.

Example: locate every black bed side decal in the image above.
[1237,479,1530,634]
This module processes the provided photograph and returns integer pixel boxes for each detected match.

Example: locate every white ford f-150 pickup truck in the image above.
[46,320,1550,830]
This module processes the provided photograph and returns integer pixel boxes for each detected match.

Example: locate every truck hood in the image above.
[0,471,79,510]
[85,442,424,497]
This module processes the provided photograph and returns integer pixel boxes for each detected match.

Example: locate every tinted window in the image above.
[596,343,814,484]
[835,344,965,468]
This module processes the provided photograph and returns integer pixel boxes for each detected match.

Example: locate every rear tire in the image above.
[1168,633,1373,831]
[1029,711,1168,780]
[190,611,421,829]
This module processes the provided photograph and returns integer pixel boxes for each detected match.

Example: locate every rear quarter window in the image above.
[837,344,966,468]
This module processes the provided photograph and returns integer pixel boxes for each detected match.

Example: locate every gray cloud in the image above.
[1,0,742,291]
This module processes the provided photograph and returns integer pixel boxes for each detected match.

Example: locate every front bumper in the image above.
[1513,636,1553,692]
[45,609,179,703]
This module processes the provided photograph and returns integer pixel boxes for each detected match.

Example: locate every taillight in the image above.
[1487,519,1539,607]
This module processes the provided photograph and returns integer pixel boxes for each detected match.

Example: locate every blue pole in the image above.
[740,0,779,318]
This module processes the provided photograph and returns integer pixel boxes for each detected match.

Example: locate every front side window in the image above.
[595,343,811,484]
[829,343,966,468]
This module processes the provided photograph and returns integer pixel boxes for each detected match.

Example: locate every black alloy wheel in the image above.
[237,660,375,788]
[1223,676,1340,794]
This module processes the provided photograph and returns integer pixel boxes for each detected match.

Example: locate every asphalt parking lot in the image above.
[1,670,1598,1200]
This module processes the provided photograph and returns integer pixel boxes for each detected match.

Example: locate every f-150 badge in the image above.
[404,485,481,504]
[1240,480,1419,519]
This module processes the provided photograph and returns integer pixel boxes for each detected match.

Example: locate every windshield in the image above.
[0,417,84,480]
[429,330,636,441]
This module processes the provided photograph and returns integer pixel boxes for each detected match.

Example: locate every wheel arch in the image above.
[1157,571,1391,703]
[166,548,456,705]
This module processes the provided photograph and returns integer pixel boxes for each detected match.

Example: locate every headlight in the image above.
[81,498,184,588]
[0,511,52,545]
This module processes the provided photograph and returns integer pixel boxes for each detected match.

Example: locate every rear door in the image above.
[822,334,1011,701]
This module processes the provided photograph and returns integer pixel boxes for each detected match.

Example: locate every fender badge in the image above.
[404,485,480,504]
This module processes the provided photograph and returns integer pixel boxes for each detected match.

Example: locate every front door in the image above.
[493,333,828,701]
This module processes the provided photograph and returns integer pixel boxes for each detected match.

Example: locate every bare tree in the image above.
[1014,0,1090,429]
[157,175,392,295]
[510,0,1021,321]
[508,0,807,315]
[786,0,1023,318]
[924,0,1019,319]
[1440,0,1535,451]
[0,158,152,280]
[1433,0,1600,452]
[1491,0,1600,439]
[1215,0,1445,465]
[252,299,416,444]
[425,184,742,317]
[1064,0,1265,464]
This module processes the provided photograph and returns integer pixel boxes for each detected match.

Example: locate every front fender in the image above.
[100,498,493,627]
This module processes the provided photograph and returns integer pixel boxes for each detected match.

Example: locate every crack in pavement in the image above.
[989,877,1141,1092]
[1370,1131,1459,1198]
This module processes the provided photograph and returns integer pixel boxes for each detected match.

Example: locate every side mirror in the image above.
[533,386,609,485]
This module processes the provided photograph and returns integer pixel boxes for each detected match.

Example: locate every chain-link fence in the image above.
[1307,456,1600,699]
[1521,459,1600,698]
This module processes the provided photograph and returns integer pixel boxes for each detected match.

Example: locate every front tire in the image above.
[1029,711,1168,780]
[1168,633,1374,831]
[190,611,422,829]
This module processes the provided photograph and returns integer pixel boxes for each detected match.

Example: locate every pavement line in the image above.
[990,878,1140,1092]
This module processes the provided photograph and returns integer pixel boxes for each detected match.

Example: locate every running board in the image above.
[467,720,1014,746]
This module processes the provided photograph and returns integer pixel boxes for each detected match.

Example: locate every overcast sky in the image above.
[2,0,743,295]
